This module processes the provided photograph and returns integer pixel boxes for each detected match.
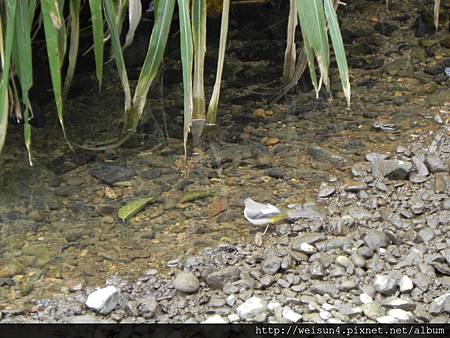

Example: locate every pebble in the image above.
[139,295,158,319]
[360,293,373,304]
[202,314,227,323]
[318,185,336,198]
[293,242,317,255]
[399,275,414,293]
[309,283,339,297]
[376,315,399,324]
[372,159,412,180]
[205,267,240,288]
[173,272,200,294]
[425,155,448,173]
[261,255,282,275]
[429,292,450,315]
[387,309,414,322]
[343,181,368,192]
[362,302,384,320]
[282,306,302,322]
[373,274,399,295]
[236,297,268,319]
[364,230,390,249]
[85,286,119,315]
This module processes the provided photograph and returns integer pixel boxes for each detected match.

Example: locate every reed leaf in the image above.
[123,0,142,49]
[283,0,297,84]
[191,0,207,143]
[103,0,131,122]
[14,0,34,165]
[63,0,80,99]
[88,0,104,89]
[296,0,330,95]
[127,0,176,132]
[0,0,17,155]
[324,0,350,106]
[177,0,193,155]
[206,0,230,126]
[40,0,71,147]
[434,0,440,31]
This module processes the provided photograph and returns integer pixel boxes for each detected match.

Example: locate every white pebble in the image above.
[360,293,373,304]
[388,309,414,322]
[228,313,240,322]
[202,314,227,323]
[236,297,267,318]
[320,310,332,320]
[377,315,399,324]
[399,275,413,292]
[85,286,119,314]
[282,306,302,323]
[299,242,317,254]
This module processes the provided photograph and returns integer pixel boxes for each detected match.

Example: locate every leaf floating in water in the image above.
[180,190,214,203]
[118,196,154,221]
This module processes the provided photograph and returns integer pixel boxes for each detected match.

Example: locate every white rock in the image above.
[377,315,399,324]
[322,303,335,311]
[267,302,282,316]
[85,286,119,314]
[228,313,240,323]
[327,318,343,323]
[319,310,332,320]
[282,306,302,323]
[203,314,227,323]
[236,297,267,318]
[360,293,373,304]
[399,275,413,292]
[388,309,414,322]
[299,242,317,254]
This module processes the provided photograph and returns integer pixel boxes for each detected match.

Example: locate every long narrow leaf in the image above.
[191,0,207,143]
[324,0,350,106]
[15,0,34,165]
[296,0,330,94]
[103,0,131,122]
[40,0,71,147]
[124,0,142,49]
[177,0,193,156]
[127,0,176,132]
[206,0,230,125]
[434,0,440,31]
[88,0,104,88]
[63,0,81,99]
[0,0,17,154]
[283,0,297,84]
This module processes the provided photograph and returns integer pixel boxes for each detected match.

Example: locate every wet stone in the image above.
[89,165,137,186]
[351,162,371,178]
[318,185,336,198]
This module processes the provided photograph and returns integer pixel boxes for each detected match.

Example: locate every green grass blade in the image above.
[15,0,34,165]
[88,0,104,89]
[124,0,142,49]
[297,0,330,93]
[29,0,37,24]
[103,0,131,118]
[177,0,193,155]
[191,0,207,143]
[206,0,230,126]
[0,0,17,155]
[283,0,297,84]
[41,0,71,148]
[324,0,350,106]
[127,0,175,132]
[63,0,81,99]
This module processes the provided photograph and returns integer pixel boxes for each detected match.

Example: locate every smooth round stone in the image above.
[173,272,200,294]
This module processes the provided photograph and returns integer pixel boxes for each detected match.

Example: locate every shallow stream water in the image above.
[0,0,449,310]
